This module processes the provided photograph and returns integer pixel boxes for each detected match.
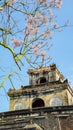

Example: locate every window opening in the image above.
[32,98,45,108]
[40,77,46,84]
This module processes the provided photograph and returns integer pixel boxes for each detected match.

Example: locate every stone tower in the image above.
[0,64,73,130]
[8,64,73,111]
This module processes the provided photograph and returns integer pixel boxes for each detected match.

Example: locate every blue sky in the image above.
[0,0,73,112]
[50,0,73,86]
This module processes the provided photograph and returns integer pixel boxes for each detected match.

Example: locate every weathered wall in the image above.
[67,89,73,105]
[9,89,69,111]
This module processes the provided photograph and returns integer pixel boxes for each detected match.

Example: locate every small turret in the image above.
[28,64,64,85]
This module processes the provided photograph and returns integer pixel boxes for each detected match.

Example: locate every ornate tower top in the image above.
[28,64,64,85]
[8,64,73,111]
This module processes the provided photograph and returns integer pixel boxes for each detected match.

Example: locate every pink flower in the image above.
[56,4,61,9]
[43,30,53,39]
[29,15,34,24]
[32,45,40,55]
[37,13,42,19]
[38,0,44,4]
[11,38,24,47]
[54,0,57,3]
[50,1,54,7]
[38,0,48,6]
[33,27,39,34]
[8,0,17,4]
[41,51,46,57]
[59,0,62,5]
[26,24,33,31]
[50,13,54,19]
[43,16,49,24]
[48,9,52,14]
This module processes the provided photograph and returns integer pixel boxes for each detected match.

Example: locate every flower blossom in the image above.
[50,13,54,19]
[54,0,57,2]
[43,16,49,24]
[8,0,17,4]
[41,51,46,56]
[32,45,40,55]
[55,0,63,9]
[41,51,47,60]
[38,0,48,6]
[33,26,39,34]
[39,0,46,4]
[50,1,54,7]
[29,15,34,24]
[11,38,24,47]
[26,24,33,31]
[37,13,43,19]
[58,0,62,5]
[43,30,53,39]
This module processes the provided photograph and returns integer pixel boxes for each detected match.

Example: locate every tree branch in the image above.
[0,42,22,70]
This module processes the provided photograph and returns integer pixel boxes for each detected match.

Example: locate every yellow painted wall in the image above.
[9,88,72,111]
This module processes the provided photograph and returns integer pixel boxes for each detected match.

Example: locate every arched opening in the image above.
[32,98,45,108]
[40,77,46,84]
